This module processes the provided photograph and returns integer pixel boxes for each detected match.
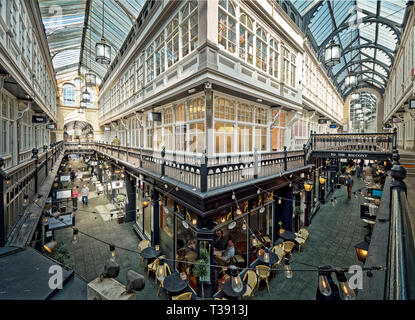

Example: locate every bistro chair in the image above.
[294,228,309,253]
[271,245,285,268]
[242,270,257,299]
[172,292,192,300]
[255,265,271,293]
[282,241,295,260]
[138,239,151,265]
[157,262,172,296]
[147,258,160,283]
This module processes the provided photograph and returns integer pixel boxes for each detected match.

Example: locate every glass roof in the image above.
[293,0,408,99]
[39,0,145,81]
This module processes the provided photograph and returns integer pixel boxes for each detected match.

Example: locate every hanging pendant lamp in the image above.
[85,23,97,87]
[96,0,111,65]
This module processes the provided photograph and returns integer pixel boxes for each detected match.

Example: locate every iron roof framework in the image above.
[39,0,145,81]
[291,0,410,99]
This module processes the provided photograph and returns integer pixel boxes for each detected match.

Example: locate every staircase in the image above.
[400,152,415,176]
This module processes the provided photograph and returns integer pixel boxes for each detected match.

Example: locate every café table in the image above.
[140,246,162,265]
[257,251,280,265]
[278,230,296,241]
[163,272,189,299]
[222,278,247,300]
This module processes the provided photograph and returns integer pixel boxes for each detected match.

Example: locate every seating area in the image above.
[237,228,310,299]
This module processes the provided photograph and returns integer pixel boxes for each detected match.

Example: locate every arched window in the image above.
[239,13,254,64]
[73,77,83,88]
[282,3,288,13]
[218,0,236,53]
[290,13,296,23]
[269,37,279,79]
[62,84,76,106]
[256,27,267,72]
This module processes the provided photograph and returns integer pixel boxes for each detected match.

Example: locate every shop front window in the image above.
[176,215,197,290]
[160,197,175,259]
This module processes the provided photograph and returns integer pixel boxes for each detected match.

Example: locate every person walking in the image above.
[70,169,76,182]
[346,173,353,199]
[81,184,89,207]
[113,136,120,146]
[72,186,79,209]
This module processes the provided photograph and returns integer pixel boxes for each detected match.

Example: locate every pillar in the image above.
[124,172,136,223]
[152,189,160,246]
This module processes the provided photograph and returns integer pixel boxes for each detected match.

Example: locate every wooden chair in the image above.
[255,265,271,293]
[242,270,257,299]
[294,228,309,253]
[282,241,295,259]
[138,239,151,265]
[172,292,192,300]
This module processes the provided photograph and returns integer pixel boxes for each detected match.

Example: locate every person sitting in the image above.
[214,229,227,251]
[215,239,235,266]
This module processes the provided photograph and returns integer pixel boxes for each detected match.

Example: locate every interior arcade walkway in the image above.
[54,158,162,300]
[250,177,369,300]
[54,157,369,300]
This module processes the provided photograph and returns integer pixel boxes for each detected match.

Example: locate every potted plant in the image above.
[193,248,210,299]
[278,221,284,234]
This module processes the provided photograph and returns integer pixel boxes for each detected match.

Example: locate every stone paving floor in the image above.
[55,158,369,300]
[54,158,163,300]
[254,176,369,300]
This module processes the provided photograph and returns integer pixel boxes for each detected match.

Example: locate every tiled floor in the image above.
[56,159,369,300]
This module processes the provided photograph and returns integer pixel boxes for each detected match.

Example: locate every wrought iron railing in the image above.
[360,152,415,300]
[310,130,396,154]
[70,142,309,193]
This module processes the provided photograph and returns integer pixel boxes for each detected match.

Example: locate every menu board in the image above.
[60,175,70,182]
[111,180,124,190]
[56,190,72,199]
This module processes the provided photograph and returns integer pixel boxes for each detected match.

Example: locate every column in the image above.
[124,172,136,223]
[152,188,160,246]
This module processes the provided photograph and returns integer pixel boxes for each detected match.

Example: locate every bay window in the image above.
[239,13,254,64]
[146,44,154,83]
[269,37,279,79]
[256,27,267,72]
[167,15,179,68]
[155,33,165,76]
[181,0,198,58]
[136,53,144,90]
[215,122,234,154]
[218,0,236,53]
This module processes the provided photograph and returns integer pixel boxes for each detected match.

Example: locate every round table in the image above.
[222,279,247,299]
[163,273,189,293]
[257,251,280,265]
[140,246,162,259]
[278,230,296,241]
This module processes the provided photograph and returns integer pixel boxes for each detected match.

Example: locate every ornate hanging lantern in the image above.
[85,25,97,87]
[96,0,111,65]
[324,39,341,66]
[81,87,90,103]
[344,72,357,87]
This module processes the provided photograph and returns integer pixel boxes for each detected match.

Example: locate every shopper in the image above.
[346,173,354,199]
[113,136,120,146]
[81,184,89,207]
[72,186,79,208]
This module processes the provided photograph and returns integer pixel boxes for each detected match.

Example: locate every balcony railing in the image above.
[359,155,415,300]
[0,141,64,246]
[66,142,308,193]
[311,131,396,154]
